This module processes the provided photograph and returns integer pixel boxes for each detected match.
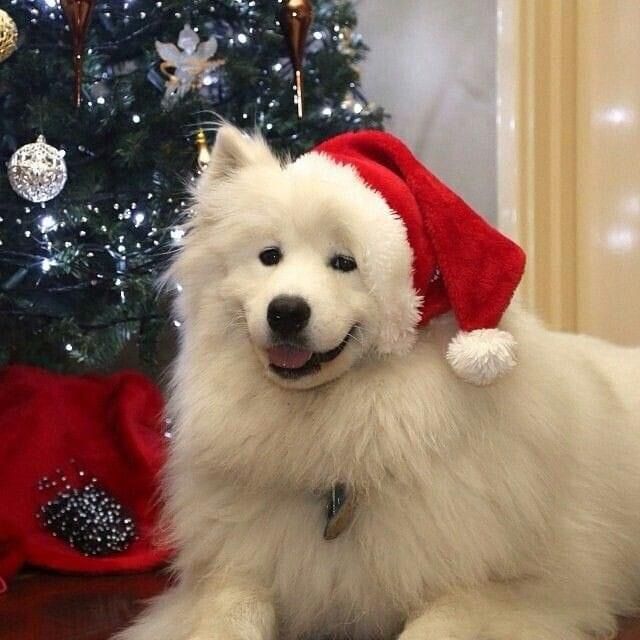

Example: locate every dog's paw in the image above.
[398,582,614,640]
[399,617,468,640]
[400,614,593,640]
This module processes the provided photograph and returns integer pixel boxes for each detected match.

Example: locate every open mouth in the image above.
[267,327,355,379]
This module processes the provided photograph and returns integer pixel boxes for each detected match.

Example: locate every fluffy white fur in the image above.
[116,126,640,640]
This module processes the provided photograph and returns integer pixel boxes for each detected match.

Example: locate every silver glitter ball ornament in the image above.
[7,135,68,203]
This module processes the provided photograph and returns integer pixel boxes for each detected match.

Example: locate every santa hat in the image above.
[312,131,526,386]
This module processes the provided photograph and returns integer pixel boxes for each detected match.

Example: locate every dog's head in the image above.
[168,125,422,389]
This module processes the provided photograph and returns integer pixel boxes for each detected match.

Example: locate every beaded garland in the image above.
[37,463,137,557]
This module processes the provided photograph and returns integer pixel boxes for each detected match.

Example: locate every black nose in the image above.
[267,295,311,336]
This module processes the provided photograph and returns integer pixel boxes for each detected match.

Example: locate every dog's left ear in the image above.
[206,124,276,181]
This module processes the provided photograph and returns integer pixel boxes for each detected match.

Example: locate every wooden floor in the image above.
[0,572,169,640]
[2,571,640,640]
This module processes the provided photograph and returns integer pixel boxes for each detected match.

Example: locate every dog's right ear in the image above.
[206,124,275,181]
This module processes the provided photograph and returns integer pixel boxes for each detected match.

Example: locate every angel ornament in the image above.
[155,25,225,106]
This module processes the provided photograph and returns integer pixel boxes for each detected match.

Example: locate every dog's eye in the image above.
[330,254,357,272]
[259,247,282,266]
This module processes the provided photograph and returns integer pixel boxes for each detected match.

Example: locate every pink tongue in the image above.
[267,345,313,369]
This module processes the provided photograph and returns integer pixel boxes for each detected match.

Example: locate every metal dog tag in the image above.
[323,483,356,540]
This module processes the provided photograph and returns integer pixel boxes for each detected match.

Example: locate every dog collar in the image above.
[324,483,356,540]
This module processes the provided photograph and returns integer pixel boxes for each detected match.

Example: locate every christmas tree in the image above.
[0,0,385,373]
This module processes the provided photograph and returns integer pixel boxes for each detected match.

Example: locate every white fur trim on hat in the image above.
[446,328,517,386]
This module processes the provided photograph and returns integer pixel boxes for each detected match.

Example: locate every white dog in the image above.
[117,125,640,640]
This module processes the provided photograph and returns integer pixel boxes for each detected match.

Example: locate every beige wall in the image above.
[576,1,640,344]
[358,0,498,221]
[498,0,640,345]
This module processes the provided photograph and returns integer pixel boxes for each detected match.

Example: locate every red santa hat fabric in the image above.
[313,130,526,385]
[0,365,170,586]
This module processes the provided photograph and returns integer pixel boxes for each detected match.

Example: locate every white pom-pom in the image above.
[446,328,517,386]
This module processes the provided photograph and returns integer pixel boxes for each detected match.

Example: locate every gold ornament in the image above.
[280,0,314,119]
[195,129,211,170]
[0,9,18,64]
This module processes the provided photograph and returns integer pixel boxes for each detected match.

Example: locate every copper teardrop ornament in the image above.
[60,0,96,107]
[280,0,314,119]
